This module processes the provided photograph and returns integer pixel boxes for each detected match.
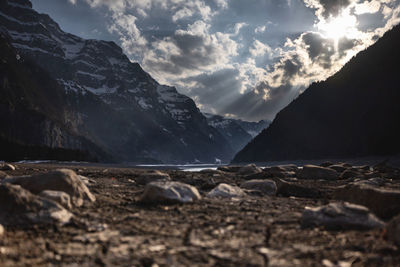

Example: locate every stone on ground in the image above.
[240,180,277,196]
[297,165,338,180]
[2,169,96,207]
[333,184,400,219]
[0,163,16,171]
[140,181,201,204]
[0,224,4,236]
[39,190,72,210]
[387,215,400,247]
[301,202,384,230]
[0,184,72,225]
[135,170,171,185]
[207,183,246,199]
[238,164,262,176]
[272,178,321,198]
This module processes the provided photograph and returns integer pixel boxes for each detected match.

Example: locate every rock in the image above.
[39,190,72,210]
[320,161,334,167]
[301,202,384,230]
[329,164,348,173]
[387,214,400,247]
[140,181,201,204]
[135,170,171,185]
[297,165,338,180]
[2,169,96,207]
[207,183,246,199]
[238,164,262,176]
[240,180,277,196]
[263,166,286,178]
[78,175,96,185]
[333,184,400,219]
[0,184,72,225]
[0,224,4,236]
[0,163,15,171]
[340,169,362,179]
[200,169,223,175]
[353,178,387,187]
[217,166,242,173]
[272,178,322,198]
[0,171,8,179]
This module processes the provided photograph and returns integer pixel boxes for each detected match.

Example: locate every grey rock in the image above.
[353,178,387,187]
[272,178,322,198]
[39,190,72,210]
[301,202,384,230]
[238,164,262,176]
[2,169,96,207]
[333,184,400,219]
[297,165,338,180]
[329,164,348,173]
[0,184,72,225]
[140,181,201,204]
[207,183,246,199]
[240,180,277,196]
[340,169,362,179]
[135,170,171,185]
[387,214,400,247]
[263,166,286,178]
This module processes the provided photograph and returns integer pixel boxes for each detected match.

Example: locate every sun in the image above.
[317,13,357,40]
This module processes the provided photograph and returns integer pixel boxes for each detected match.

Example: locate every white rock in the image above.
[207,183,246,199]
[39,190,72,210]
[140,181,201,204]
[301,202,384,230]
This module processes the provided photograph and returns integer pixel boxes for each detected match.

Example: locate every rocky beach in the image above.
[0,161,399,266]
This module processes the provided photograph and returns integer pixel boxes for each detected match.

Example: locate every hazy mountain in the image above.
[205,113,270,153]
[233,24,400,163]
[0,0,234,163]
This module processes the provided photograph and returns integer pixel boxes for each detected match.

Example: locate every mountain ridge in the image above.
[233,24,400,163]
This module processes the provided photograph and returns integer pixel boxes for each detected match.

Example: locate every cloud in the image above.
[67,0,400,121]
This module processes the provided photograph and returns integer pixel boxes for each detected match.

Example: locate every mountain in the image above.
[205,113,270,153]
[233,24,400,163]
[0,0,234,164]
[0,33,108,161]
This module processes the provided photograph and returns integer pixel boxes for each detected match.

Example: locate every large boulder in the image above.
[135,170,171,185]
[0,184,72,225]
[207,183,246,199]
[387,215,400,247]
[333,184,400,219]
[2,169,96,207]
[240,180,277,196]
[301,202,384,230]
[140,181,201,204]
[297,165,338,180]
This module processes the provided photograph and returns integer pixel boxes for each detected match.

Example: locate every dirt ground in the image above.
[0,163,399,266]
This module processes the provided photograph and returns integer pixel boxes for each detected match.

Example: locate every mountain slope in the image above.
[0,33,108,161]
[0,0,233,163]
[233,24,400,163]
[205,113,270,153]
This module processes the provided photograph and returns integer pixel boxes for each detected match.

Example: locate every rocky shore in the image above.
[0,161,399,266]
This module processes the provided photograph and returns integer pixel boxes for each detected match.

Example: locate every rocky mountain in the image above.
[0,0,234,163]
[233,24,400,163]
[205,113,270,153]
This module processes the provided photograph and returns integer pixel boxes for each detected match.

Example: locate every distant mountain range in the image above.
[233,24,400,163]
[205,113,269,153]
[0,0,267,164]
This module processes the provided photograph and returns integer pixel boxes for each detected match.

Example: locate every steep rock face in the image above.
[0,0,233,163]
[205,113,270,153]
[0,33,107,161]
[233,24,400,163]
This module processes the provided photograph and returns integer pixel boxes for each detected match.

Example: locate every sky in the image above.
[30,0,400,121]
